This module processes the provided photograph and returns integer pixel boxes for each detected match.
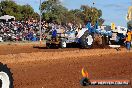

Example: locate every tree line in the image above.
[0,0,39,21]
[0,0,104,25]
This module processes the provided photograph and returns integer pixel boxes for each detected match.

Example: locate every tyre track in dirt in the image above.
[0,44,132,88]
[8,52,132,88]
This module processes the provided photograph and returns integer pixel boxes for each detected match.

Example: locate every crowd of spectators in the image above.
[0,19,52,42]
[0,18,85,42]
[0,18,82,42]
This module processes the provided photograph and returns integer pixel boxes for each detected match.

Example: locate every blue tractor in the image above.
[46,20,127,49]
[46,21,113,48]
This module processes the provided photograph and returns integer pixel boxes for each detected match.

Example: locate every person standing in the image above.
[125,30,132,51]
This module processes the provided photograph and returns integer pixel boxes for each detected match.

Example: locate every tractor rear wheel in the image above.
[80,31,94,48]
[0,63,13,88]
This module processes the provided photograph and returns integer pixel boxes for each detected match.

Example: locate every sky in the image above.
[12,0,131,27]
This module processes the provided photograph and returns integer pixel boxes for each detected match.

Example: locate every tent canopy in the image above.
[0,15,15,21]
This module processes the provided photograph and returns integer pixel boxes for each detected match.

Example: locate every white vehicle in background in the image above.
[117,26,127,35]
[109,26,127,45]
[113,26,127,35]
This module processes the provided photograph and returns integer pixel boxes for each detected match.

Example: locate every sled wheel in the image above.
[60,39,67,48]
[46,43,59,49]
[80,31,94,48]
[0,62,13,88]
[46,43,52,49]
[60,41,66,48]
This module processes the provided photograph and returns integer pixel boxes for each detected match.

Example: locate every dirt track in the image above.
[0,43,132,88]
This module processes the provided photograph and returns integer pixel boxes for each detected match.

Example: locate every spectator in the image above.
[125,30,132,51]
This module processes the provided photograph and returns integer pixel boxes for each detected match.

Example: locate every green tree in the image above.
[0,0,18,16]
[32,12,40,21]
[21,4,34,20]
[98,18,105,26]
[80,5,103,25]
[0,0,37,21]
[41,0,68,24]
